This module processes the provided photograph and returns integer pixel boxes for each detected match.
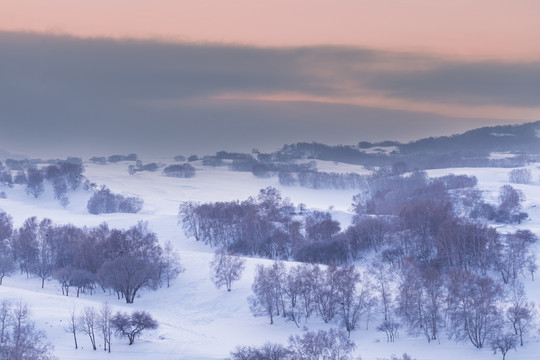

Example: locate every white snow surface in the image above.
[0,161,540,359]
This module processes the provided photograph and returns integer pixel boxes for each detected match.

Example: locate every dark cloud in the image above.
[0,31,537,158]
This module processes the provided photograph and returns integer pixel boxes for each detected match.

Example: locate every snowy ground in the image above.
[0,160,540,359]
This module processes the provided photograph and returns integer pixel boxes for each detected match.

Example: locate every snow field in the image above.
[0,160,539,359]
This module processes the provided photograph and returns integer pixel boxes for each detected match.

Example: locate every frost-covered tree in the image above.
[161,241,184,288]
[210,250,246,292]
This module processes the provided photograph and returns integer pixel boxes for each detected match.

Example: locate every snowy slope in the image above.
[0,161,539,360]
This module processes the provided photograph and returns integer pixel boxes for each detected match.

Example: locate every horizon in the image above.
[0,1,539,158]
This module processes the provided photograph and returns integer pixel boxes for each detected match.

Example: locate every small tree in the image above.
[210,250,246,292]
[79,306,97,350]
[64,306,78,349]
[377,320,400,342]
[491,333,517,360]
[161,241,184,288]
[506,282,535,346]
[111,311,158,345]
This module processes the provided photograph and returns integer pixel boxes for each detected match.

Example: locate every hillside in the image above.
[0,155,539,359]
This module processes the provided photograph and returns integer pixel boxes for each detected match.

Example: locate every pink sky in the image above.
[1,0,539,60]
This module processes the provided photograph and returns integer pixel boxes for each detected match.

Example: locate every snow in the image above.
[489,152,517,160]
[0,160,539,359]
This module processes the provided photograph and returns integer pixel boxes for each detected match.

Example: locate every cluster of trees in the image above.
[90,154,138,164]
[249,262,376,334]
[128,160,159,175]
[228,328,357,360]
[0,300,55,360]
[508,168,532,184]
[66,303,157,352]
[247,260,536,355]
[0,213,183,303]
[179,187,300,258]
[279,171,367,190]
[0,158,86,206]
[163,163,196,178]
[470,184,528,224]
[87,186,143,214]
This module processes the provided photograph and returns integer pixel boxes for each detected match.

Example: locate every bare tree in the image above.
[111,310,158,345]
[229,342,289,360]
[333,266,373,335]
[397,259,443,342]
[369,257,394,321]
[210,250,246,292]
[98,256,159,303]
[491,333,517,360]
[248,263,282,325]
[446,271,503,348]
[506,281,535,346]
[178,201,201,241]
[8,301,54,360]
[311,265,338,323]
[97,303,113,353]
[79,306,97,350]
[0,299,11,344]
[28,219,55,288]
[508,168,531,184]
[377,319,400,342]
[64,306,78,349]
[161,241,184,288]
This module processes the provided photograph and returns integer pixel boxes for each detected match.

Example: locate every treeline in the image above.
[194,122,540,180]
[0,158,86,206]
[0,214,182,303]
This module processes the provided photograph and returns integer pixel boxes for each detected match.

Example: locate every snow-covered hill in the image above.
[0,160,539,360]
